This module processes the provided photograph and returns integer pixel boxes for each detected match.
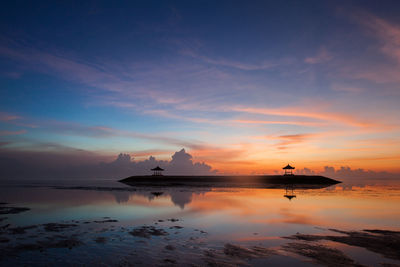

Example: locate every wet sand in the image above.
[1,203,399,266]
[1,181,399,266]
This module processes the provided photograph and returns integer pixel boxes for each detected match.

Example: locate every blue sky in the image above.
[1,0,400,174]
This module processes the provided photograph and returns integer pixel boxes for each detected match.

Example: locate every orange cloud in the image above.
[232,119,324,127]
[233,107,375,128]
[271,134,316,149]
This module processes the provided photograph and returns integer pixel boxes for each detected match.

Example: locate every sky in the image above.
[0,0,400,177]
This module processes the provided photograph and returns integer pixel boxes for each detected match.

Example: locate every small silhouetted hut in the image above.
[151,166,164,176]
[283,164,295,176]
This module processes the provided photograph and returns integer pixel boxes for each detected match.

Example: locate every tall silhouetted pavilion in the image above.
[283,164,295,176]
[151,166,164,176]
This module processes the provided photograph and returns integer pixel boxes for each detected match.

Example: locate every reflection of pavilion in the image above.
[284,185,296,201]
[151,166,164,176]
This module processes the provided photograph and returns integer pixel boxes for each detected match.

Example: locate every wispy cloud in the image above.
[1,71,22,79]
[304,47,332,64]
[331,84,365,93]
[0,130,26,136]
[232,119,324,127]
[272,134,316,149]
[34,119,209,151]
[348,12,400,84]
[0,112,20,121]
[181,49,291,71]
[359,13,400,63]
[232,106,375,128]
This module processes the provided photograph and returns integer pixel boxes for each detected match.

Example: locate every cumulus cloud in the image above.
[0,148,216,179]
[319,166,396,180]
[296,165,399,183]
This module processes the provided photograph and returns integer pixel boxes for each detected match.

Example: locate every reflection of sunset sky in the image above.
[0,1,400,174]
[2,185,399,232]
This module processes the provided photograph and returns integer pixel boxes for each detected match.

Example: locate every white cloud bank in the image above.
[0,148,216,179]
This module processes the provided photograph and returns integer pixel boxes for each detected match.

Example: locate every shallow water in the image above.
[0,179,399,266]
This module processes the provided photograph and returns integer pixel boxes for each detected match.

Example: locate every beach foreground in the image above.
[0,179,399,266]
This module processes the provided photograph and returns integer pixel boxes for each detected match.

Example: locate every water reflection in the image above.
[112,191,131,204]
[114,183,336,207]
[284,185,296,201]
[109,188,211,209]
[1,181,399,267]
[1,181,399,232]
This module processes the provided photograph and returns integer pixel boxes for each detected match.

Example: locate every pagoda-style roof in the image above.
[151,166,164,171]
[283,164,295,170]
[284,194,296,200]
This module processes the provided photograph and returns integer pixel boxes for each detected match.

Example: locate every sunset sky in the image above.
[1,0,400,175]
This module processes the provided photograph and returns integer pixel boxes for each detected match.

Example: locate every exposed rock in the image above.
[93,219,118,223]
[43,223,78,232]
[203,249,244,267]
[0,206,30,215]
[169,226,183,229]
[9,225,37,234]
[12,237,83,251]
[129,226,168,238]
[40,237,83,249]
[0,223,10,230]
[285,229,400,260]
[163,258,176,264]
[282,242,366,267]
[165,244,175,251]
[381,263,400,267]
[94,236,107,244]
[223,243,274,259]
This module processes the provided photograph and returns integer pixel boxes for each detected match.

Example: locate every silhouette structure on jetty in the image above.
[283,164,295,176]
[151,166,164,176]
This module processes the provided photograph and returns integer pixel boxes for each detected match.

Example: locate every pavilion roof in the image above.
[151,166,164,171]
[283,164,295,169]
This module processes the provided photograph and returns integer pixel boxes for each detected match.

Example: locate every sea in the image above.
[0,178,399,266]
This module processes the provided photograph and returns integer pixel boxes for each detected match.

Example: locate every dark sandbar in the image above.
[120,175,341,188]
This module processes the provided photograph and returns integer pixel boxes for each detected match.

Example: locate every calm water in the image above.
[0,179,399,266]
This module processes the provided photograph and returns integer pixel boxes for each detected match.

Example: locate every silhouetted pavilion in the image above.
[283,164,295,176]
[151,166,164,176]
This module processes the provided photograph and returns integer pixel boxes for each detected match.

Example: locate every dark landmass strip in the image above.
[120,175,341,188]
